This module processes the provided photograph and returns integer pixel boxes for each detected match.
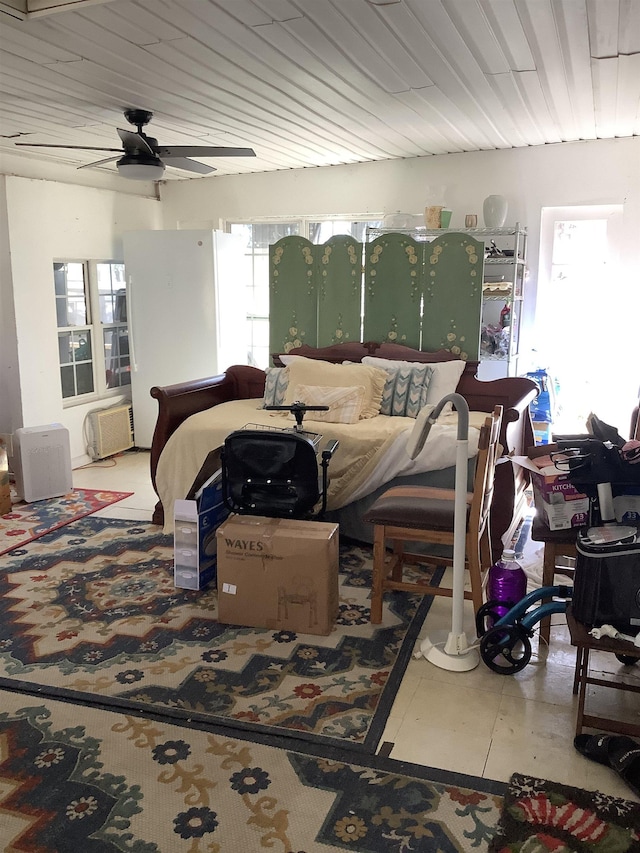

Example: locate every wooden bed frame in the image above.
[149,341,538,555]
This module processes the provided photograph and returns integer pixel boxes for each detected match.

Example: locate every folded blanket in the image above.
[156,398,486,533]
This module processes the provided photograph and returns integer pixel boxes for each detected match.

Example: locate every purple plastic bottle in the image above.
[487,549,527,622]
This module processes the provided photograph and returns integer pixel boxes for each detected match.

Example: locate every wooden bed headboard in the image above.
[272,340,478,376]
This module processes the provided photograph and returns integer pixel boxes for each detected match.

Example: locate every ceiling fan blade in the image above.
[156,146,256,158]
[14,143,122,152]
[163,157,216,174]
[117,128,154,154]
[77,156,120,170]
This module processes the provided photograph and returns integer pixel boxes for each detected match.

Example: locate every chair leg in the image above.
[466,532,484,616]
[539,544,556,645]
[370,524,387,624]
[479,527,492,585]
[391,539,404,581]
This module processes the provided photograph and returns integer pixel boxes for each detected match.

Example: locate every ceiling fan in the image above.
[14,109,256,180]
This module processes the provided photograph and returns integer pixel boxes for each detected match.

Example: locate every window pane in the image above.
[73,330,92,362]
[308,220,383,242]
[96,262,113,293]
[58,332,73,364]
[76,362,94,395]
[54,263,66,296]
[60,365,75,398]
[96,262,127,324]
[104,325,130,387]
[100,260,129,387]
[66,263,87,325]
[114,288,127,322]
[100,293,115,324]
[253,319,270,350]
[54,262,88,327]
[56,298,68,327]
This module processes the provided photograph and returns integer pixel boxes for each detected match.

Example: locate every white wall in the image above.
[0,176,21,439]
[160,136,640,364]
[1,176,162,462]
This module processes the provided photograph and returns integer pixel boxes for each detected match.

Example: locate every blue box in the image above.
[174,474,229,590]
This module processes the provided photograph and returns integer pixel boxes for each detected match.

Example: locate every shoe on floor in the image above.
[573,733,615,766]
[608,736,640,800]
[575,733,640,799]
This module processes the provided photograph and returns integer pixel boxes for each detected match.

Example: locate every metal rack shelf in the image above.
[366,223,527,241]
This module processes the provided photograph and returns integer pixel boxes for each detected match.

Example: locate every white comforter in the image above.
[156,398,490,533]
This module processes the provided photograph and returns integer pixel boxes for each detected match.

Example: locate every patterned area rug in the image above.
[0,488,133,555]
[489,772,640,852]
[0,517,440,751]
[0,687,504,852]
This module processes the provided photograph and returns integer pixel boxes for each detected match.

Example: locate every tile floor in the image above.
[74,449,640,802]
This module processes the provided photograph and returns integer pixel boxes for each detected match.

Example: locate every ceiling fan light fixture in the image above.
[116,153,165,181]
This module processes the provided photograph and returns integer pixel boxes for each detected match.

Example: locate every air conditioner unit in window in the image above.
[88,404,134,460]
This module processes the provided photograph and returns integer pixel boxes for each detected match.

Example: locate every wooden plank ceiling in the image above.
[0,0,638,180]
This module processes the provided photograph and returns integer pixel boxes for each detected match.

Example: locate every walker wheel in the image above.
[615,653,639,666]
[476,600,512,637]
[480,624,532,675]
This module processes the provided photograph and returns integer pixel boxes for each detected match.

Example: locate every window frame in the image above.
[54,258,130,407]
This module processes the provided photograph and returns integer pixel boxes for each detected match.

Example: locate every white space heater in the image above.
[88,404,134,460]
[13,423,73,502]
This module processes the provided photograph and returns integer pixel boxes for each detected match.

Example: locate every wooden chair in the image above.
[364,406,503,623]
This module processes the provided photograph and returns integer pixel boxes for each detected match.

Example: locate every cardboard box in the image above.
[533,421,551,445]
[174,473,229,590]
[216,514,339,635]
[512,445,590,530]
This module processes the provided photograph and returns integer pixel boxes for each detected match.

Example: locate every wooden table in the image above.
[566,607,640,737]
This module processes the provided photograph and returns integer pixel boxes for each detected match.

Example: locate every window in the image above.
[54,260,128,401]
[229,218,383,368]
[537,205,635,434]
[97,262,129,389]
[230,222,300,369]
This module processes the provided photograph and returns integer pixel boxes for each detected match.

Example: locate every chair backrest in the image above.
[468,405,503,541]
[221,428,321,518]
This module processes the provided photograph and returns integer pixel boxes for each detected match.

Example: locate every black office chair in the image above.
[220,404,339,519]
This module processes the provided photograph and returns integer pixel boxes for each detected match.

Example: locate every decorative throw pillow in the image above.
[284,357,387,419]
[363,356,466,414]
[289,384,366,424]
[262,366,289,407]
[424,361,467,408]
[362,358,433,418]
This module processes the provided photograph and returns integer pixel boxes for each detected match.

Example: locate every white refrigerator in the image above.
[123,229,248,448]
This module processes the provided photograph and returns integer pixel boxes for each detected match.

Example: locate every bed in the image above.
[149,341,538,556]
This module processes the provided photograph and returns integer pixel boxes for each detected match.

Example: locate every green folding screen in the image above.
[269,232,484,360]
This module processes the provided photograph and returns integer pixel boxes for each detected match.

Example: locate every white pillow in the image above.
[284,357,387,419]
[362,356,419,370]
[424,361,466,407]
[289,384,366,424]
[279,354,302,366]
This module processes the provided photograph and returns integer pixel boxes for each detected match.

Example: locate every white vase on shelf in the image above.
[483,195,508,228]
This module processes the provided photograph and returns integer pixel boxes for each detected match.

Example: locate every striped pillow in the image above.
[262,367,289,407]
[379,364,433,418]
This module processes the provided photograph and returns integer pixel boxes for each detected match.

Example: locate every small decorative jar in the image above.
[483,195,508,228]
